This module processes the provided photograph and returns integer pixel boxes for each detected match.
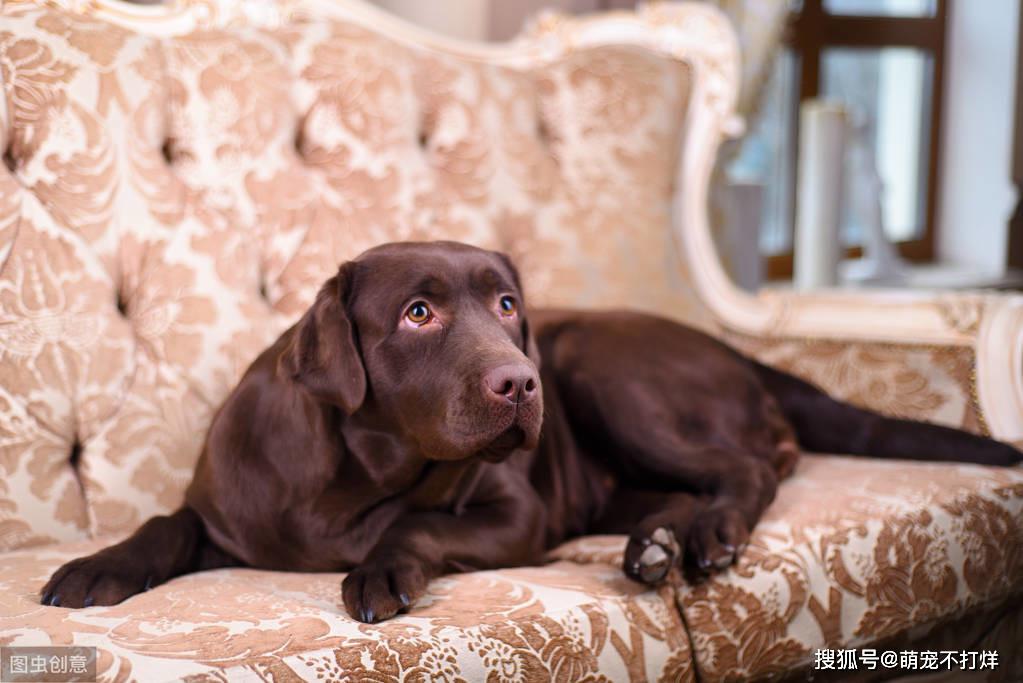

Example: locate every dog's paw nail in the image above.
[399,592,410,608]
[713,554,733,569]
[650,527,672,546]
[637,544,671,583]
[359,607,374,623]
[639,543,669,566]
[639,537,651,546]
[41,592,51,605]
[698,557,712,570]
[48,593,61,607]
[144,576,153,591]
[83,596,94,608]
[722,544,736,553]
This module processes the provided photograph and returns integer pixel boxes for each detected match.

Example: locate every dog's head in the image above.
[279,241,543,462]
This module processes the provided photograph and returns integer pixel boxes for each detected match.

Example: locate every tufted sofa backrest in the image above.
[0,0,736,550]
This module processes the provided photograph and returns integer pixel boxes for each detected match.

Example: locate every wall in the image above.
[369,0,601,41]
[489,0,599,41]
[371,0,489,40]
[937,0,1020,273]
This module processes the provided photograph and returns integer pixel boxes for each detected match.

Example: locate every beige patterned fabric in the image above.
[2,2,1022,681]
[725,333,991,436]
[552,456,1023,682]
[0,538,694,682]
[680,455,1023,680]
[3,455,1020,681]
[0,4,706,550]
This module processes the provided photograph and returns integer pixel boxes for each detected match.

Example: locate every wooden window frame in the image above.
[767,0,948,280]
[1010,0,1023,270]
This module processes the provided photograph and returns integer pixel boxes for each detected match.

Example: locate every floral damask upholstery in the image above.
[1,0,1022,681]
[3,455,1020,681]
[722,332,992,436]
[679,455,1023,680]
[0,2,706,549]
[1,539,695,682]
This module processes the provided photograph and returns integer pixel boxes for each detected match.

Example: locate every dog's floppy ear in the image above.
[280,262,366,414]
[494,251,541,369]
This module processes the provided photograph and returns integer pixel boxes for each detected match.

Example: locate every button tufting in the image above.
[3,147,15,173]
[536,117,551,146]
[417,129,428,149]
[294,126,304,158]
[160,139,174,164]
[115,292,129,317]
[69,440,82,470]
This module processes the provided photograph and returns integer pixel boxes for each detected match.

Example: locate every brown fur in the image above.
[42,241,1022,621]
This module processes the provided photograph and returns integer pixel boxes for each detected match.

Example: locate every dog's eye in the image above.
[405,301,432,325]
[499,295,517,316]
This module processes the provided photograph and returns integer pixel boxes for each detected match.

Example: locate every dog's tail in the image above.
[751,360,1022,466]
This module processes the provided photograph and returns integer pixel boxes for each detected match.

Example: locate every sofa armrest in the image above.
[713,288,1023,443]
[597,2,1023,443]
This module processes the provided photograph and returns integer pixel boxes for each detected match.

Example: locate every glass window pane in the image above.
[727,49,799,255]
[824,0,936,17]
[820,47,933,244]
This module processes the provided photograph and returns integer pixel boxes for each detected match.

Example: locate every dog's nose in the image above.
[484,364,539,404]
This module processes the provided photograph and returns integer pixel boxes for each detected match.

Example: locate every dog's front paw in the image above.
[624,526,681,585]
[41,552,153,608]
[688,506,749,573]
[342,553,428,624]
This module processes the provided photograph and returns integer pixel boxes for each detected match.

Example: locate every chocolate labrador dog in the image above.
[42,241,1022,622]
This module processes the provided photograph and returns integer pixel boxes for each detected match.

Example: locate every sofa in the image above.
[1,0,1022,680]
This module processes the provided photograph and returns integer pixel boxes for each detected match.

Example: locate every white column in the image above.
[937,0,1019,273]
[794,101,848,289]
[875,49,925,241]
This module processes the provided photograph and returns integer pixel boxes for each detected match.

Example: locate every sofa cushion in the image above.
[545,455,1023,680]
[677,455,1023,681]
[0,538,694,683]
[5,456,1020,681]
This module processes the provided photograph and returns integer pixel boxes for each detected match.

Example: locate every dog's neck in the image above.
[338,410,426,493]
[405,459,488,514]
[337,407,488,512]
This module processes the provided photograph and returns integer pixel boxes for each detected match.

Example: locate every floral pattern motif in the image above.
[723,332,989,434]
[0,540,693,682]
[0,3,718,552]
[678,455,1023,681]
[2,455,1021,682]
[0,2,1021,681]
